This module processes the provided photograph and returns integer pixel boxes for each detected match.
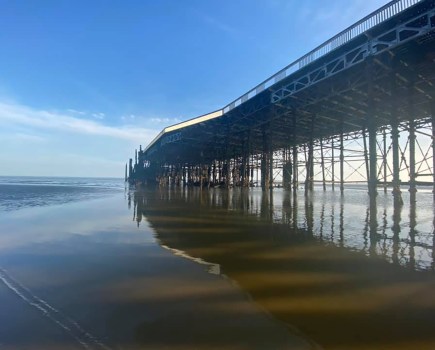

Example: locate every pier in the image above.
[128,0,435,208]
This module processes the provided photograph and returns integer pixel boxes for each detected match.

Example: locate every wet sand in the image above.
[0,192,313,349]
[134,187,435,350]
[1,185,435,349]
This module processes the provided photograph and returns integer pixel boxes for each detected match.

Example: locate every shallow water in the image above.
[0,179,434,349]
[0,176,123,212]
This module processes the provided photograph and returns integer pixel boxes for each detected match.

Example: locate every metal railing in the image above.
[222,0,422,114]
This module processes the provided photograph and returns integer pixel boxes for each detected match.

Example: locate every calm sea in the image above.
[0,178,435,349]
[0,176,124,212]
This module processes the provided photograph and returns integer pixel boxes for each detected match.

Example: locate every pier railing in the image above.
[222,0,422,114]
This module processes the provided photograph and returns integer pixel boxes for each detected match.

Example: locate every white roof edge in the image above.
[143,109,223,154]
[164,109,223,133]
[143,129,165,153]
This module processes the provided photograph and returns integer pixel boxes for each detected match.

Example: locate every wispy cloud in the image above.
[120,114,137,121]
[67,109,105,120]
[66,108,86,115]
[91,112,105,120]
[271,0,387,47]
[150,117,182,125]
[13,133,46,142]
[197,13,238,36]
[119,114,182,127]
[1,131,46,143]
[0,101,157,144]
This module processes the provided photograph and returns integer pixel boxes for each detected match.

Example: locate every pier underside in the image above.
[129,0,435,207]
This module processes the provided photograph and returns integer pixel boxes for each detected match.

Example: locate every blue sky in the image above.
[0,0,388,177]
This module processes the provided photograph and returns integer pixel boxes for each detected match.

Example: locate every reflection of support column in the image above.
[369,202,378,258]
[207,165,212,189]
[432,208,435,271]
[292,190,298,230]
[304,191,313,236]
[319,200,325,239]
[363,208,370,253]
[331,138,335,190]
[260,189,271,221]
[224,158,231,188]
[261,152,267,190]
[432,209,435,271]
[187,165,192,185]
[409,200,416,271]
[339,196,344,247]
[330,198,335,241]
[269,148,274,190]
[381,209,388,254]
[182,164,186,185]
[340,120,344,193]
[383,128,387,193]
[391,202,402,266]
[282,190,291,224]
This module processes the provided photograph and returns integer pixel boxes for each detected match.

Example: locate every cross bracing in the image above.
[129,0,435,202]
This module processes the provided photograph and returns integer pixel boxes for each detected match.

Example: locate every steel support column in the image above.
[391,117,402,207]
[320,137,326,191]
[269,147,274,190]
[383,128,387,193]
[432,103,435,199]
[292,114,298,190]
[305,142,314,192]
[409,118,417,199]
[408,85,417,201]
[340,120,344,193]
[390,62,402,206]
[261,126,270,191]
[363,127,369,183]
[305,115,315,192]
[331,138,335,190]
[367,60,377,203]
[292,146,298,190]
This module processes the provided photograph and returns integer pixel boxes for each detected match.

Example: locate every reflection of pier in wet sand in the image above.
[131,186,435,349]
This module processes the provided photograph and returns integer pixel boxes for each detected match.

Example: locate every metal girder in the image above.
[271,6,435,104]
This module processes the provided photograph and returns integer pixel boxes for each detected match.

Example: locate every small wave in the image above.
[0,177,125,212]
[0,176,124,188]
[0,268,111,350]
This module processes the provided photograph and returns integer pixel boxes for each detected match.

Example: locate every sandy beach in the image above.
[0,182,314,349]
